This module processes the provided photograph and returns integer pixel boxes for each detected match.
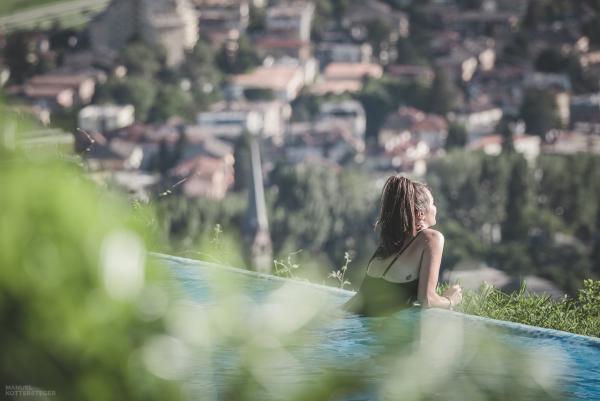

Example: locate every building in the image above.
[170,153,234,199]
[523,72,572,126]
[310,81,362,96]
[379,107,448,153]
[316,42,372,65]
[84,133,145,172]
[467,66,526,116]
[570,93,600,130]
[255,37,312,61]
[370,139,430,175]
[196,1,249,33]
[78,104,135,134]
[467,134,541,163]
[440,10,519,39]
[230,64,305,102]
[435,48,479,82]
[18,72,97,110]
[265,2,315,42]
[285,120,365,165]
[89,0,198,66]
[310,62,382,95]
[387,65,434,84]
[542,130,600,154]
[343,0,409,46]
[318,100,366,140]
[194,0,249,48]
[197,100,290,141]
[453,105,503,139]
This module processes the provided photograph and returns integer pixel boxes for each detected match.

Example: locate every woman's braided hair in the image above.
[374,175,431,259]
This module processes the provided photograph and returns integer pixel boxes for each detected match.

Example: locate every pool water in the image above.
[159,255,600,401]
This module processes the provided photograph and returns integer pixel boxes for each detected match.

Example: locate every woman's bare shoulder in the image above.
[419,228,444,247]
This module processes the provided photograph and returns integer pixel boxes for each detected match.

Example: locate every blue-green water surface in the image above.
[162,256,600,401]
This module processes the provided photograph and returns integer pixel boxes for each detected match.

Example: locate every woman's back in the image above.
[366,233,425,283]
[343,231,426,316]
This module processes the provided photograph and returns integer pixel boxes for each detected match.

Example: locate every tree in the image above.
[331,0,349,24]
[247,5,266,33]
[290,92,323,122]
[365,19,392,60]
[3,30,44,83]
[95,77,157,122]
[501,128,515,154]
[156,139,171,176]
[180,41,221,109]
[496,117,515,153]
[244,88,275,101]
[269,163,335,255]
[445,123,467,150]
[592,208,600,275]
[534,48,569,73]
[233,132,251,192]
[523,0,544,31]
[154,129,187,177]
[502,156,531,243]
[216,37,260,75]
[355,78,395,144]
[395,38,428,66]
[567,55,600,94]
[148,84,193,123]
[186,40,215,66]
[582,15,600,46]
[501,32,529,63]
[520,89,561,138]
[458,0,483,10]
[427,68,456,115]
[121,41,165,78]
[310,0,334,40]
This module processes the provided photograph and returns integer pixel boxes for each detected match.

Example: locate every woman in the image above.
[343,175,462,316]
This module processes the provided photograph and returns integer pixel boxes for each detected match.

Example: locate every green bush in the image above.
[0,108,183,400]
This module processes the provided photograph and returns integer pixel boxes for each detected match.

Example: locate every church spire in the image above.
[243,133,272,273]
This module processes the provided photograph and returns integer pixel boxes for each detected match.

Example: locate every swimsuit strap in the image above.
[381,230,423,279]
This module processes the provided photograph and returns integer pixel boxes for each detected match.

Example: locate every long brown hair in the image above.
[374,175,431,259]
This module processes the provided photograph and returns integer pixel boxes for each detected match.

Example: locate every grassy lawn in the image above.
[0,0,68,16]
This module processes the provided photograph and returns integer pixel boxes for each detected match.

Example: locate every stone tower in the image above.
[243,133,273,273]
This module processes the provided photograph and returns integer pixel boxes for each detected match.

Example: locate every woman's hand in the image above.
[442,284,463,307]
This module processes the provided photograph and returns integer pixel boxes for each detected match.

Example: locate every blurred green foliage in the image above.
[519,88,562,138]
[0,106,183,400]
[428,151,600,295]
[94,40,219,123]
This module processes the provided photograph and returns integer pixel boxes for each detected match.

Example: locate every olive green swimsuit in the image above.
[343,232,425,317]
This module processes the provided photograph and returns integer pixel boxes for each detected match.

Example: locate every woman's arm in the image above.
[417,229,453,308]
